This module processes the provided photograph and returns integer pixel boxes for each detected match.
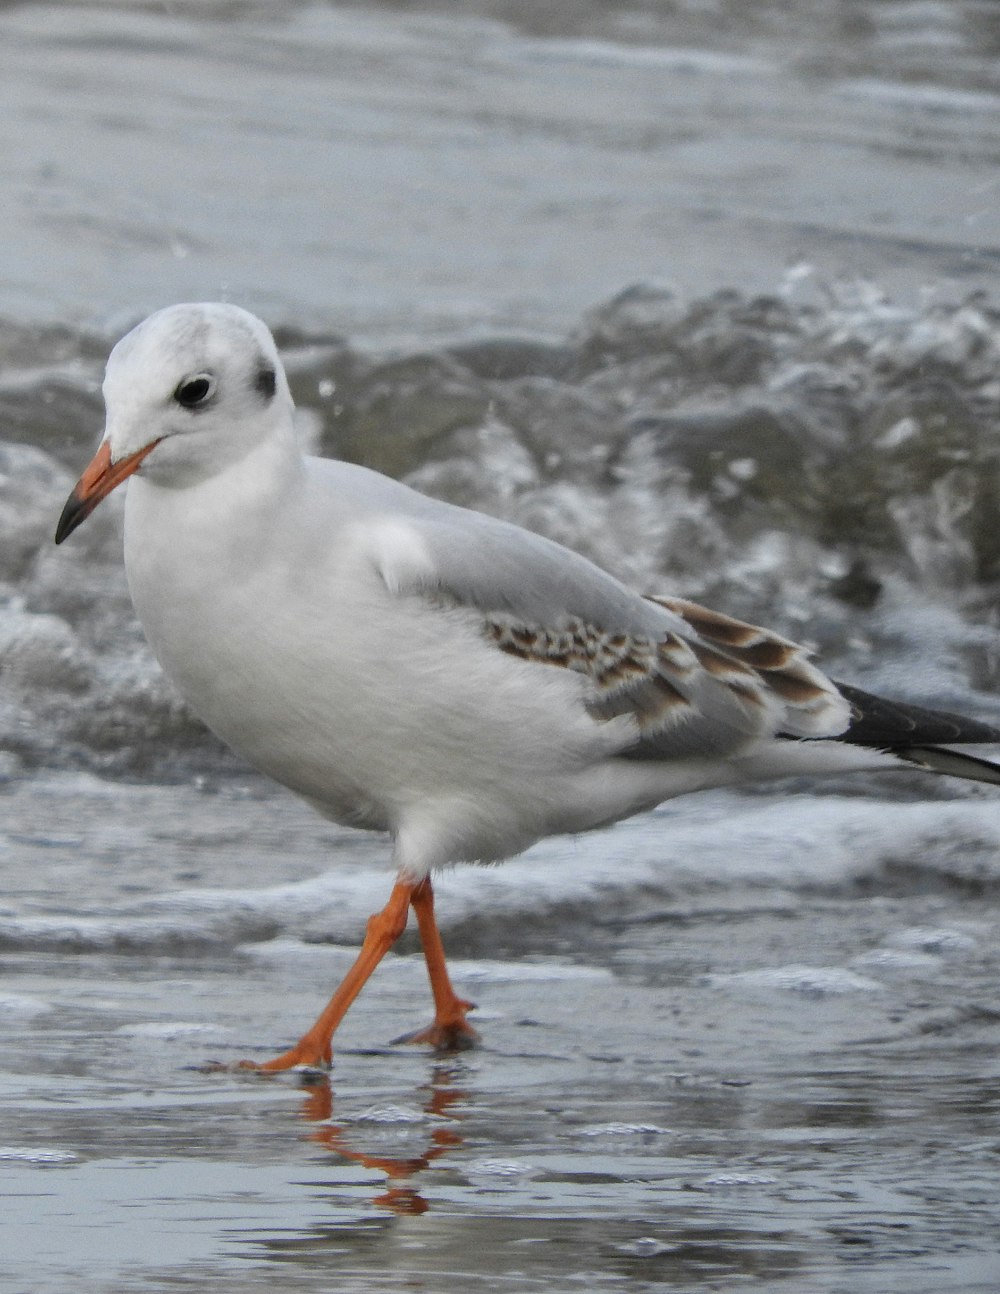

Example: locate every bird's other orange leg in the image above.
[240,877,415,1071]
[396,876,478,1050]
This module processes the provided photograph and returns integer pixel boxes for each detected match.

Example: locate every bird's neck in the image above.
[124,427,306,580]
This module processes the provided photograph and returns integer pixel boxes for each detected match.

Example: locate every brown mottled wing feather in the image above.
[646,597,849,740]
[486,613,706,748]
[393,506,849,757]
[483,596,850,760]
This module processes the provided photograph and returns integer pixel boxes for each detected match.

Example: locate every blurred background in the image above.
[3,4,1000,1293]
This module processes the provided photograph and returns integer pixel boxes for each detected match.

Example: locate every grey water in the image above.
[2,2,1000,1291]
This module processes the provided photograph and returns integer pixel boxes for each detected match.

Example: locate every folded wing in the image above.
[368,504,850,761]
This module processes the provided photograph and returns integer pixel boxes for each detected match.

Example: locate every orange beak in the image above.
[54,439,160,544]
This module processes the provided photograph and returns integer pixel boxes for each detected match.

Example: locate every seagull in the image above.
[55,302,1000,1071]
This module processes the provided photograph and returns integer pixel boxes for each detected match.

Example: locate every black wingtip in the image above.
[835,681,1000,748]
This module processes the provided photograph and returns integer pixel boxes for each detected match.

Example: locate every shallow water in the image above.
[3,1,1000,1291]
[2,0,1000,341]
[3,775,1000,1292]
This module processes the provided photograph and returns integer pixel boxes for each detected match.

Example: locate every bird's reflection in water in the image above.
[298,1064,468,1214]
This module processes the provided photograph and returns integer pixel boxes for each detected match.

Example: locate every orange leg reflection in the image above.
[300,1066,467,1215]
[236,875,477,1072]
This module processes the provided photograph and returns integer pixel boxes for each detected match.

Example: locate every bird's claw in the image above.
[391,1019,480,1052]
[197,1048,332,1075]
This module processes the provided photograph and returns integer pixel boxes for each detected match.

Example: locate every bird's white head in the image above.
[55,302,293,543]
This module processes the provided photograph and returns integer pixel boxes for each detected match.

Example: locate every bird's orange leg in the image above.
[240,877,415,1071]
[396,877,478,1050]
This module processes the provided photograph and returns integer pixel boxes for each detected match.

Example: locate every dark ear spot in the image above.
[255,364,277,401]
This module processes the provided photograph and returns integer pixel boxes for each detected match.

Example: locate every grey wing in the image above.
[369,497,850,759]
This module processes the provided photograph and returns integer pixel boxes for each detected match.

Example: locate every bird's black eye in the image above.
[173,373,216,408]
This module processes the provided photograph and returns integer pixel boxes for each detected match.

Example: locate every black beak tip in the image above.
[54,492,86,545]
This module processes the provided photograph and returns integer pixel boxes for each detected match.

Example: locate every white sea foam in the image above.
[709,965,886,997]
[0,1146,77,1165]
[3,788,999,955]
